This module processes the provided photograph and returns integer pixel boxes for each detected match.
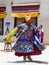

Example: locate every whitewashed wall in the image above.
[0,0,49,44]
[38,0,49,44]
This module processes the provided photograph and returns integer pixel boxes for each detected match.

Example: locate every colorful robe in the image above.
[12,23,45,56]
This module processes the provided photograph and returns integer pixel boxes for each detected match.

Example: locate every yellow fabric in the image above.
[11,12,39,18]
[0,13,6,18]
[6,27,18,42]
[6,39,12,43]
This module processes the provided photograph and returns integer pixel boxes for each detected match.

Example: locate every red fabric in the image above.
[41,32,45,48]
[41,32,44,43]
[15,44,42,56]
[26,20,31,27]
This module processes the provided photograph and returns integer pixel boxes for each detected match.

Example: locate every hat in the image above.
[25,15,31,21]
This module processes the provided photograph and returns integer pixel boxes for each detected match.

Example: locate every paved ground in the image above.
[0,42,49,65]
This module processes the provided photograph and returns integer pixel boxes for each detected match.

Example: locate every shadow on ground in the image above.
[7,60,48,64]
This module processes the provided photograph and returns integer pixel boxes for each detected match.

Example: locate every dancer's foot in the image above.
[23,56,26,62]
[27,56,32,61]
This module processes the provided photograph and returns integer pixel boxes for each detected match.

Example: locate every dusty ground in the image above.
[0,42,49,65]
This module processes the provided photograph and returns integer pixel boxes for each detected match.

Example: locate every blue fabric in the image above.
[12,40,34,53]
[33,36,45,50]
[18,39,31,42]
[19,23,28,30]
[5,24,10,27]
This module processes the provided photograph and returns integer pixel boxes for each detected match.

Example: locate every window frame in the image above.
[14,17,37,28]
[0,18,4,35]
